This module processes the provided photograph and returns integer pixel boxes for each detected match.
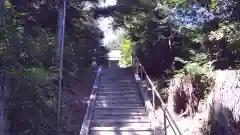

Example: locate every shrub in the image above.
[120,37,133,66]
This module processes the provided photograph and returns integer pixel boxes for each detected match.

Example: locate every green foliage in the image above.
[1,0,105,134]
[181,27,205,43]
[175,55,214,76]
[165,0,188,8]
[209,22,240,44]
[174,53,215,101]
[210,0,218,11]
[120,37,133,66]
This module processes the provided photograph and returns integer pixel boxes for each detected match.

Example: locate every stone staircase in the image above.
[81,67,154,135]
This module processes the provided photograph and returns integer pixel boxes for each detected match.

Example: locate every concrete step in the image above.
[96,97,142,102]
[99,83,137,86]
[93,108,146,114]
[101,72,131,74]
[100,78,134,81]
[101,76,133,78]
[98,83,138,89]
[99,82,136,85]
[94,104,145,108]
[101,75,133,77]
[100,75,132,77]
[94,106,145,109]
[95,103,143,107]
[97,90,138,93]
[88,130,154,135]
[90,119,150,123]
[101,71,130,73]
[92,112,147,115]
[98,90,138,93]
[98,87,139,91]
[96,92,139,96]
[95,100,143,105]
[102,69,127,71]
[95,98,143,103]
[97,91,138,94]
[97,93,140,96]
[90,127,152,131]
[96,95,141,99]
[96,96,141,100]
[98,87,138,90]
[90,120,151,127]
[101,74,132,76]
[100,80,135,83]
[100,77,133,79]
[92,114,148,120]
[99,86,137,88]
[101,77,133,79]
[99,82,135,84]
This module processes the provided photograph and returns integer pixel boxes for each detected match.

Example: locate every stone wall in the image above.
[165,70,240,135]
[211,70,240,135]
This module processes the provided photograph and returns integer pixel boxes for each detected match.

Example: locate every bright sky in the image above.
[99,0,116,7]
[97,0,117,45]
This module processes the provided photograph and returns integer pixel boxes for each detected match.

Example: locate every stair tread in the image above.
[100,81,134,83]
[92,114,148,120]
[90,127,152,131]
[91,120,150,127]
[95,100,143,104]
[96,98,142,101]
[98,87,137,89]
[88,130,154,135]
[94,108,146,113]
[97,91,138,94]
[95,98,141,100]
[95,101,143,104]
[97,95,140,98]
[96,96,141,99]
[98,89,137,92]
[98,87,137,90]
[92,112,147,115]
[95,104,143,107]
[94,106,145,109]
[99,83,136,85]
[90,119,150,123]
[96,93,139,96]
[100,81,137,86]
[99,86,137,88]
[92,113,148,116]
[95,102,143,106]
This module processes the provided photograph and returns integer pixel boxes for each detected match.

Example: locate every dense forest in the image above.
[0,0,105,134]
[1,0,240,135]
[95,0,240,73]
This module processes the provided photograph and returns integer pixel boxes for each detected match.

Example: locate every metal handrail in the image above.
[79,66,102,135]
[132,55,182,135]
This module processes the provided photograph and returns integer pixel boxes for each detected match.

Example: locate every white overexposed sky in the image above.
[99,0,116,7]
[97,0,117,45]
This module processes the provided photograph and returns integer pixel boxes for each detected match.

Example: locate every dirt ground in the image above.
[59,69,96,135]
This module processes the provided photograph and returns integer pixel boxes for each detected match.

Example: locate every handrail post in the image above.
[132,53,134,66]
[152,89,156,135]
[145,78,148,92]
[140,67,143,80]
[136,63,139,75]
[164,110,167,135]
[132,55,135,72]
[152,89,155,118]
